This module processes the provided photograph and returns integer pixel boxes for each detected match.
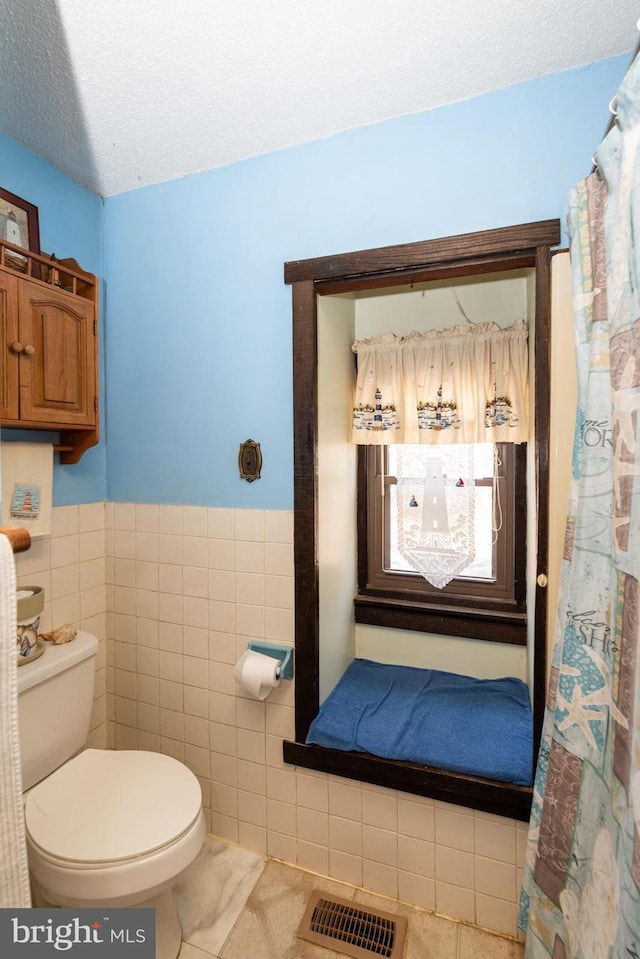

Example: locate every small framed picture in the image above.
[0,187,41,276]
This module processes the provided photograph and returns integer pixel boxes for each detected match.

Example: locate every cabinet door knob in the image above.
[10,341,24,353]
[23,344,35,356]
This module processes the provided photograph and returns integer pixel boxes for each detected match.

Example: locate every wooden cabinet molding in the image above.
[0,243,99,464]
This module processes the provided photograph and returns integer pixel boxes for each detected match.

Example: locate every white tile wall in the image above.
[16,502,528,939]
[14,503,108,750]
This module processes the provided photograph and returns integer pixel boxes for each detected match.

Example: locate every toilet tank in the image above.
[17,631,99,791]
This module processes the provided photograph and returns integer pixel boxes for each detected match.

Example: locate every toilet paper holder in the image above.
[247,641,294,680]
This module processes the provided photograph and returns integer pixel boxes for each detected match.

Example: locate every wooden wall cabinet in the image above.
[0,244,99,464]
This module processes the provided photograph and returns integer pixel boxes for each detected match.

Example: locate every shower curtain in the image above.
[518,54,640,958]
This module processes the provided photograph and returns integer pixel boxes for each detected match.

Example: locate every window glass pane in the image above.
[462,485,494,580]
[388,444,495,581]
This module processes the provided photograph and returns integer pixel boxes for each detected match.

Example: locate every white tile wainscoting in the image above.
[14,502,529,940]
[14,502,108,750]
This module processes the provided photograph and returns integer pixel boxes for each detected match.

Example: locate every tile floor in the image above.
[175,837,524,959]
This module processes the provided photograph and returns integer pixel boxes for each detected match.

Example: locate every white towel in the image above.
[0,533,31,906]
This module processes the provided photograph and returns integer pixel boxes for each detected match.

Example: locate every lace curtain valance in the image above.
[351,318,529,445]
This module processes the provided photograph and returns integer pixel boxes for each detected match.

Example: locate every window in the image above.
[283,220,560,820]
[356,440,527,643]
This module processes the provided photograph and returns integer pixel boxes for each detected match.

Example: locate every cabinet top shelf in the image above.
[0,239,97,305]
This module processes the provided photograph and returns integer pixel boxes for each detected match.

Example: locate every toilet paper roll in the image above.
[234,649,281,700]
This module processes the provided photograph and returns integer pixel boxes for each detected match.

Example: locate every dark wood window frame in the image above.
[283,219,561,821]
[357,441,527,645]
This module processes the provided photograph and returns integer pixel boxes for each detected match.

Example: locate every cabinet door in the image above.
[17,282,96,427]
[0,270,20,420]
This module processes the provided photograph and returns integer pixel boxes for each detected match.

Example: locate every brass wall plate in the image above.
[239,439,262,482]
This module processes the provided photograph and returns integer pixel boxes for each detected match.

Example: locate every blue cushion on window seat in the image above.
[306,658,533,786]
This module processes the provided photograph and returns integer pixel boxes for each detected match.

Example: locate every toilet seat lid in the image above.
[25,749,202,864]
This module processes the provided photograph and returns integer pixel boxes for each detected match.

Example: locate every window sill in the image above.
[354,594,527,645]
[283,740,532,821]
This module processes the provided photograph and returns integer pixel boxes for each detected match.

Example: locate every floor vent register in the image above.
[298,891,407,958]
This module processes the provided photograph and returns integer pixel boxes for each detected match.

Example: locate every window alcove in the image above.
[283,220,562,821]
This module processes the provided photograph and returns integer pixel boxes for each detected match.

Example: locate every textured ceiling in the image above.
[0,0,637,197]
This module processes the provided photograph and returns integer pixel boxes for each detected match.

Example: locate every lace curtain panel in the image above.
[393,444,478,589]
[351,319,529,445]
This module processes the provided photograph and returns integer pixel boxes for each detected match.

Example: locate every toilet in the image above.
[17,631,205,959]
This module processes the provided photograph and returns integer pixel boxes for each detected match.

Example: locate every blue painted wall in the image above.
[0,131,106,505]
[104,55,628,509]
[2,54,630,511]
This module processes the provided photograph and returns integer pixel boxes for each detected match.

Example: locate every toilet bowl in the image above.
[18,633,205,959]
[26,749,205,959]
